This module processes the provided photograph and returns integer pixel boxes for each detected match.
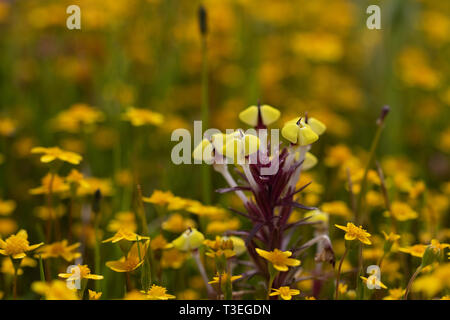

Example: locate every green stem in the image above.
[335,247,348,300]
[404,266,422,300]
[201,32,211,205]
[355,123,385,225]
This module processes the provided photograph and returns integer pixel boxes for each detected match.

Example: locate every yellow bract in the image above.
[281,119,319,145]
[238,104,280,127]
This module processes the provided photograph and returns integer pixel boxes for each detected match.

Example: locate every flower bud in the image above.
[172,228,205,251]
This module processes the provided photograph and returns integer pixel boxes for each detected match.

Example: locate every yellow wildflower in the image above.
[106,240,149,272]
[58,264,103,281]
[399,244,427,258]
[122,107,164,127]
[0,229,43,259]
[141,285,175,300]
[36,240,81,262]
[88,290,102,300]
[107,211,137,233]
[0,199,15,216]
[29,173,70,195]
[31,146,82,165]
[360,276,387,289]
[162,213,196,233]
[161,248,186,269]
[322,201,352,218]
[208,272,242,285]
[32,280,79,300]
[102,228,149,243]
[255,248,301,272]
[383,288,405,300]
[142,190,175,206]
[385,201,418,221]
[270,286,300,300]
[335,223,372,245]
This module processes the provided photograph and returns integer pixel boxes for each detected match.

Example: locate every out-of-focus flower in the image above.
[399,244,427,258]
[0,117,17,137]
[142,190,175,206]
[31,146,82,165]
[383,288,405,300]
[58,264,103,281]
[88,290,102,300]
[102,228,149,243]
[0,229,43,259]
[122,107,164,127]
[2,257,36,275]
[161,248,186,269]
[270,286,300,300]
[141,285,175,300]
[322,201,352,218]
[384,202,418,221]
[255,248,301,272]
[36,240,81,262]
[52,103,104,133]
[162,213,196,233]
[107,212,137,233]
[29,173,70,195]
[0,199,16,216]
[32,280,79,300]
[335,223,371,245]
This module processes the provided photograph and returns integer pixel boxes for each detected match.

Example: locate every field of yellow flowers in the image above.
[0,0,449,301]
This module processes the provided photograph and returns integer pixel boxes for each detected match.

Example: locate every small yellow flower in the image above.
[0,199,16,216]
[204,236,236,259]
[29,173,70,195]
[383,288,405,300]
[106,240,149,272]
[360,276,387,289]
[142,190,175,206]
[335,222,372,245]
[208,272,242,285]
[122,107,164,127]
[150,234,172,251]
[161,248,187,269]
[36,240,81,262]
[31,146,82,165]
[382,231,401,242]
[385,201,418,221]
[58,264,103,281]
[399,244,427,258]
[321,201,352,218]
[255,248,301,272]
[88,290,102,300]
[270,286,300,300]
[141,285,175,300]
[0,229,43,259]
[102,228,150,243]
[107,211,137,233]
[32,280,79,300]
[1,257,36,275]
[65,169,90,189]
[162,213,196,233]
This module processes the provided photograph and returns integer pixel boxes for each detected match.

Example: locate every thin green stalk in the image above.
[404,266,422,300]
[199,5,211,205]
[355,106,389,225]
[335,246,348,300]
